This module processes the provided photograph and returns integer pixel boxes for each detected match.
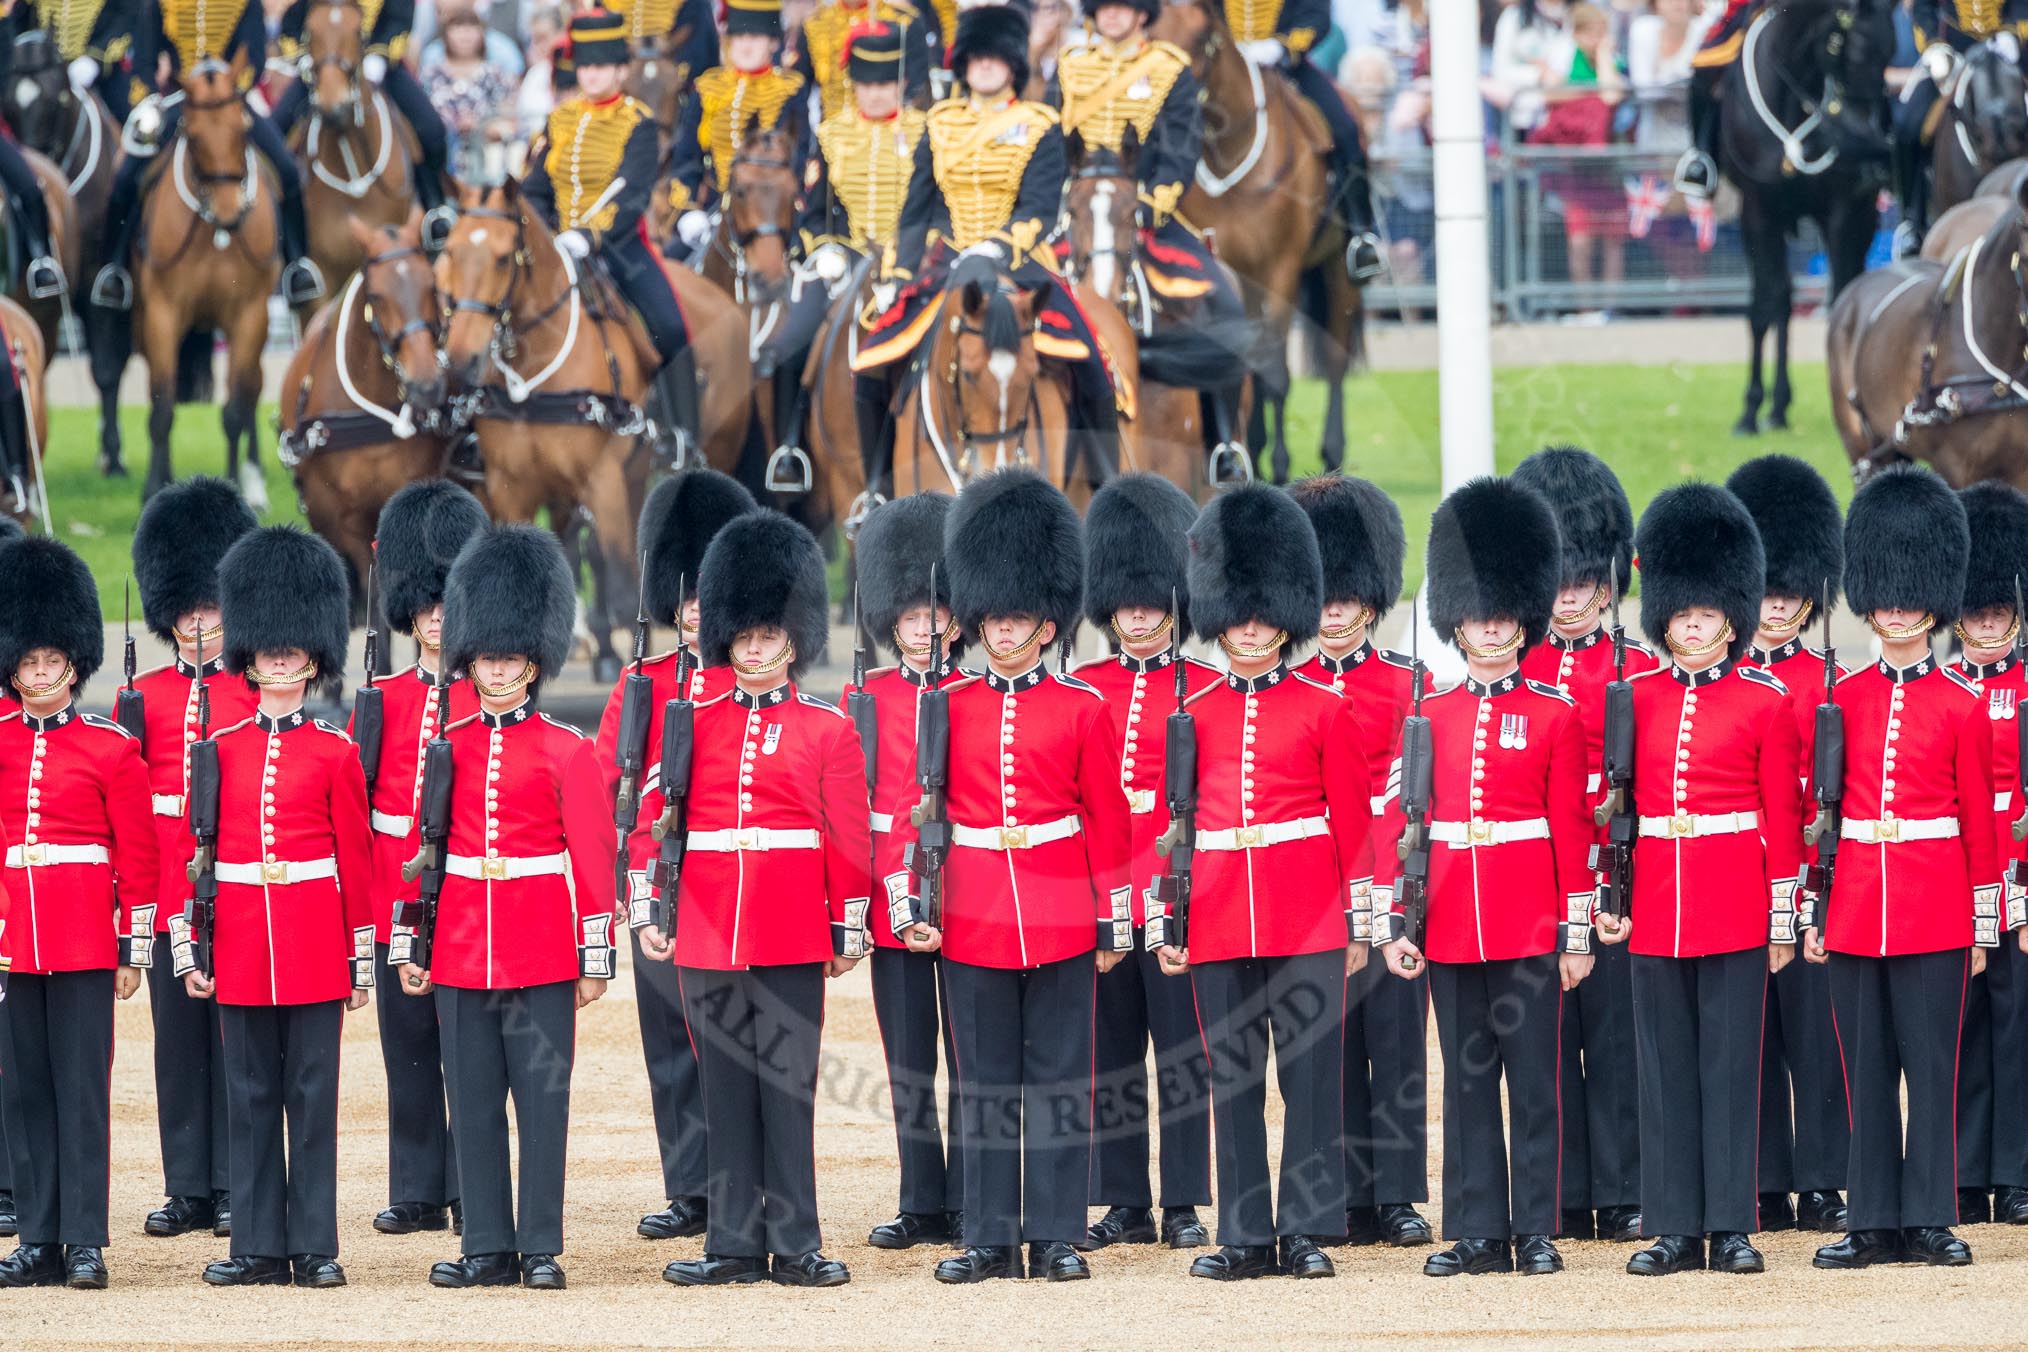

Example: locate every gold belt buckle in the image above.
[998,825,1029,850]
[735,828,762,851]
[1876,816,1900,843]
[21,843,44,866]
[265,861,289,884]
[1468,819,1493,845]
[1235,824,1263,848]
[1670,813,1693,838]
[482,857,509,880]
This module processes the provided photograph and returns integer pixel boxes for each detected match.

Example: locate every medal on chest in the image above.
[763,724,783,755]
[1499,712,1530,750]
[1993,688,2018,721]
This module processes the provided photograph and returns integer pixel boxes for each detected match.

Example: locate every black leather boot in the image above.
[1278,1235,1334,1278]
[1709,1231,1765,1274]
[144,1195,214,1238]
[867,1211,949,1249]
[1028,1241,1090,1281]
[1159,1207,1209,1249]
[429,1252,521,1287]
[1796,1190,1848,1232]
[932,1245,1022,1283]
[638,1196,707,1240]
[663,1253,770,1286]
[1378,1203,1433,1247]
[770,1251,849,1287]
[1515,1235,1564,1275]
[374,1202,450,1235]
[1903,1226,1973,1266]
[1083,1206,1155,1249]
[1758,1191,1795,1232]
[1188,1244,1276,1280]
[1813,1229,1904,1268]
[1423,1238,1513,1277]
[0,1243,63,1287]
[291,1255,346,1288]
[1626,1234,1705,1276]
[519,1253,566,1289]
[202,1255,291,1286]
[62,1245,108,1289]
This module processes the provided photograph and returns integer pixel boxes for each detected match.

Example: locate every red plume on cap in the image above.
[844,18,893,63]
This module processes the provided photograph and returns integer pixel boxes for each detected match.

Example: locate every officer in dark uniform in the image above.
[4,0,140,121]
[793,0,939,115]
[1892,0,2028,253]
[666,0,809,252]
[607,0,723,94]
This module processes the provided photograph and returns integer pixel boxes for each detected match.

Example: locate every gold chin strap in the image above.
[1455,626,1526,660]
[1759,597,1813,639]
[1869,612,1937,641]
[894,617,962,659]
[732,640,796,677]
[679,614,700,637]
[1955,615,2021,650]
[1318,605,1373,643]
[985,622,1046,662]
[1553,583,1608,628]
[1109,612,1175,647]
[1217,630,1288,660]
[247,660,320,688]
[176,622,226,648]
[12,663,75,699]
[475,662,539,699]
[1667,622,1734,659]
[417,633,443,653]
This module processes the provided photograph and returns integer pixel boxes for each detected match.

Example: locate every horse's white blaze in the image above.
[988,348,1016,463]
[1089,179,1118,301]
[469,226,488,245]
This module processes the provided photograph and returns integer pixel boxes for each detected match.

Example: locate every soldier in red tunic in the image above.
[1153,484,1369,1282]
[1727,453,1851,1236]
[1378,476,1595,1278]
[593,468,753,1243]
[1949,483,2028,1227]
[1806,465,2001,1270]
[177,527,374,1288]
[886,469,1134,1284]
[845,492,968,1251]
[656,511,870,1289]
[0,537,159,1290]
[1073,474,1216,1254]
[128,476,259,1241]
[1512,446,1654,1244]
[1600,484,1802,1278]
[1288,472,1431,1250]
[399,524,616,1290]
[355,479,488,1237]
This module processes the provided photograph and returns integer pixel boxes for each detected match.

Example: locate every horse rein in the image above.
[359,243,442,384]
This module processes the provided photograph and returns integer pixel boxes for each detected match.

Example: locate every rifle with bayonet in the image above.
[1801,583,1844,936]
[116,578,145,745]
[175,625,221,981]
[1148,588,1196,953]
[903,565,952,934]
[646,577,695,939]
[352,564,384,793]
[2009,576,2028,916]
[1391,602,1433,966]
[393,668,455,971]
[612,553,654,907]
[847,584,878,793]
[1590,559,1635,920]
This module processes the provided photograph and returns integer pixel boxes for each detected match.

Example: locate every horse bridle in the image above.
[942,312,1037,466]
[178,82,260,235]
[445,203,580,374]
[359,243,443,386]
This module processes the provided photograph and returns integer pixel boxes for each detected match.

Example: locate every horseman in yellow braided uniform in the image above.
[273,0,453,236]
[792,0,941,118]
[606,0,724,104]
[525,6,698,441]
[5,0,137,121]
[666,0,810,261]
[91,0,326,310]
[1891,0,2028,251]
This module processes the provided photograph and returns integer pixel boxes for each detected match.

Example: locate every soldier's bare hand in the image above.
[577,976,609,1007]
[826,956,861,978]
[1595,914,1632,946]
[1095,948,1126,974]
[1973,945,1989,978]
[346,989,370,1012]
[1559,951,1595,990]
[1345,942,1370,976]
[1802,931,1828,964]
[2020,925,2028,955]
[1768,942,1795,975]
[114,966,142,1000]
[1156,944,1189,974]
[183,971,215,1000]
[399,962,434,995]
[903,923,942,953]
[639,926,675,962]
[1381,938,1422,980]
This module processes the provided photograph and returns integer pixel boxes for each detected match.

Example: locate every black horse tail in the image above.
[175,329,215,404]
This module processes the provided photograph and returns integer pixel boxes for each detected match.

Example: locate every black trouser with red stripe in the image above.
[1758,951,1850,1196]
[1982,936,2028,1189]
[869,946,964,1218]
[1632,948,1765,1237]
[1830,948,1969,1231]
[1342,955,1429,1208]
[1431,954,1562,1241]
[943,952,1095,1248]
[1191,948,1347,1247]
[680,962,825,1259]
[1559,938,1641,1213]
[633,927,708,1206]
[375,940,456,1210]
[0,969,114,1247]
[219,1000,343,1260]
[1958,965,1993,1193]
[1091,927,1212,1210]
[148,933,230,1200]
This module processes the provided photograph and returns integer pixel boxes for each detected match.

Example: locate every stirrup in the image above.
[1345,232,1384,284]
[1891,220,1921,261]
[90,264,133,311]
[842,490,888,541]
[420,205,456,253]
[283,258,326,305]
[1673,149,1717,200]
[763,443,814,495]
[25,257,65,300]
[1207,440,1253,487]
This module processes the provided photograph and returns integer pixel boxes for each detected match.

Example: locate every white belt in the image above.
[950,815,1082,851]
[1637,810,1760,840]
[869,811,895,833]
[1127,788,1157,816]
[446,852,569,880]
[1840,817,1961,844]
[685,828,821,852]
[1429,818,1552,847]
[152,793,185,817]
[1999,790,2016,814]
[371,810,416,837]
[215,857,338,885]
[1369,794,1390,815]
[1196,816,1330,852]
[5,842,110,868]
[1587,773,1602,794]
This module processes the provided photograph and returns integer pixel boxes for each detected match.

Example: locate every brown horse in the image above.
[627,28,700,136]
[290,0,417,298]
[1921,194,2010,263]
[1826,173,2028,491]
[135,57,278,505]
[281,212,455,616]
[1929,44,2028,228]
[1976,156,2028,199]
[0,294,50,530]
[0,151,80,366]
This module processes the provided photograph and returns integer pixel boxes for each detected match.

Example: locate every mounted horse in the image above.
[0,294,50,532]
[1712,0,1895,435]
[1927,42,2028,227]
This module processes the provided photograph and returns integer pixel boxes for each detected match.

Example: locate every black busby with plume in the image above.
[1633,483,1765,663]
[131,476,258,644]
[441,524,579,692]
[950,1,1031,94]
[856,493,955,657]
[218,526,351,682]
[724,0,784,37]
[1185,482,1323,645]
[945,468,1083,637]
[1511,445,1634,597]
[1725,454,1843,606]
[640,469,756,625]
[1426,477,1562,654]
[1959,481,2028,618]
[1083,472,1197,633]
[698,512,831,678]
[376,479,490,636]
[0,535,105,690]
[1288,472,1405,620]
[1843,465,1970,627]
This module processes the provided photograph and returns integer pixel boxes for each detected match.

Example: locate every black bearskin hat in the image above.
[1725,454,1843,605]
[1426,477,1561,654]
[131,476,258,644]
[1958,481,2028,617]
[1510,445,1634,596]
[0,515,20,543]
[640,470,756,625]
[1633,483,1764,663]
[0,536,104,691]
[1084,472,1197,631]
[856,493,954,655]
[698,512,830,677]
[1288,472,1405,619]
[1185,483,1323,645]
[218,526,351,681]
[946,468,1083,635]
[375,479,490,636]
[1843,465,1970,626]
[951,2,1031,96]
[441,524,579,691]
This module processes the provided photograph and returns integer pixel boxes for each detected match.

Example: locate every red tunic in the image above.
[885,665,1133,970]
[209,710,376,1005]
[1295,642,1417,895]
[430,703,616,989]
[1626,660,1804,958]
[670,683,874,970]
[347,665,479,943]
[0,704,160,974]
[1071,651,1224,925]
[130,657,258,931]
[1519,627,1661,807]
[592,650,733,877]
[840,661,968,948]
[1822,657,2004,957]
[1958,653,2028,927]
[1181,665,1372,964]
